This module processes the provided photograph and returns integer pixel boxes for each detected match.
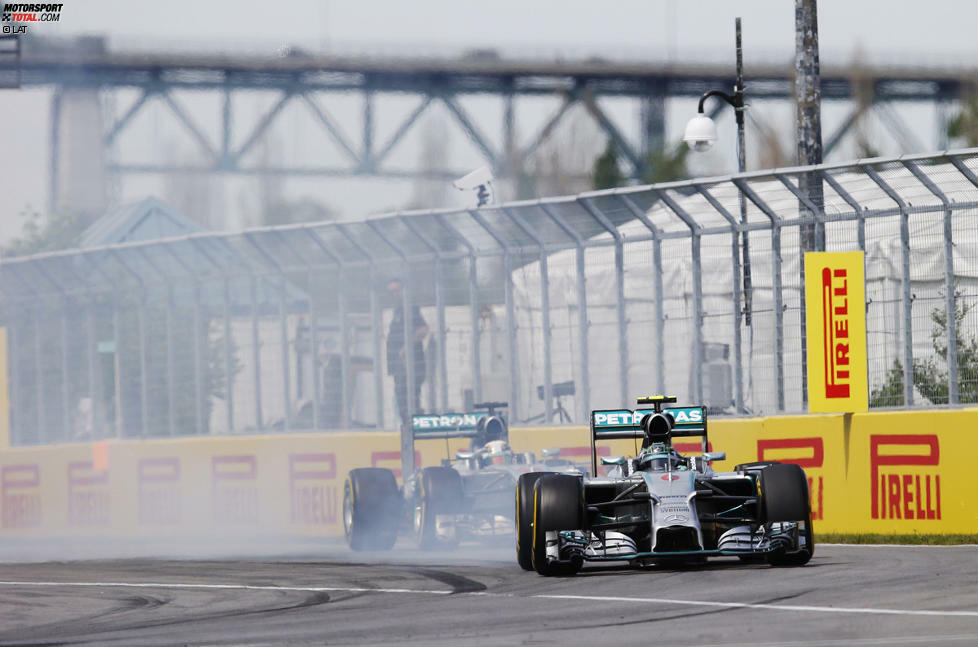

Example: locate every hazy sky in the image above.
[3,0,978,246]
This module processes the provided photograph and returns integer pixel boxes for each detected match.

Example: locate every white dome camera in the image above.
[683,113,718,152]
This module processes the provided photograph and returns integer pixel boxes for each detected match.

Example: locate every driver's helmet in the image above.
[637,442,687,471]
[484,440,514,465]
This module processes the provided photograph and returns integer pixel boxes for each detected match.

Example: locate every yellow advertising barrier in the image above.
[804,251,869,413]
[0,409,975,540]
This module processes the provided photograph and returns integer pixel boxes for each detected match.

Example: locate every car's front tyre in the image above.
[531,474,584,576]
[516,472,549,570]
[758,463,814,566]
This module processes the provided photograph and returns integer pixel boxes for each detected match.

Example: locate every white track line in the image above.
[1,580,976,619]
[0,581,451,596]
[696,635,978,647]
[535,593,978,618]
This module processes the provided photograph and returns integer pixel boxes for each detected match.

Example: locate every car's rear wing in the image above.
[411,412,490,439]
[588,401,708,475]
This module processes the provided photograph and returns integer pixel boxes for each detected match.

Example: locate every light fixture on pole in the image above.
[683,17,751,329]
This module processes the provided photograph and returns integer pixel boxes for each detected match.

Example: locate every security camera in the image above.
[453,166,494,190]
[453,166,495,207]
[683,113,718,152]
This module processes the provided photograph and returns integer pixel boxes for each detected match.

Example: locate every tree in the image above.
[3,205,94,257]
[641,146,689,185]
[869,290,978,407]
[947,98,978,147]
[592,141,625,190]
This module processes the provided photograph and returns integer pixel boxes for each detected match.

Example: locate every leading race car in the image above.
[516,396,814,575]
[344,402,582,551]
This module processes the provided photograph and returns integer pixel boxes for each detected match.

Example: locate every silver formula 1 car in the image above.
[344,402,582,551]
[516,396,814,575]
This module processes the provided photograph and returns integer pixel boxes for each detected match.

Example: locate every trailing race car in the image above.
[343,402,582,551]
[516,395,814,575]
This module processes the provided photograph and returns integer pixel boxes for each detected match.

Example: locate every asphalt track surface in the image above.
[0,543,977,646]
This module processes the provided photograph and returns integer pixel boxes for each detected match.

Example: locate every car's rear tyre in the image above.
[344,468,400,551]
[532,474,583,576]
[516,472,549,570]
[415,466,463,550]
[758,463,814,566]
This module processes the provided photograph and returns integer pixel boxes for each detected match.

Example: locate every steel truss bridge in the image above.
[2,35,977,186]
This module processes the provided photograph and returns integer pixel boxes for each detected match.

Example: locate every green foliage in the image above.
[641,145,689,184]
[592,141,625,190]
[947,100,978,147]
[869,291,978,407]
[591,141,690,191]
[3,206,94,257]
[869,359,908,408]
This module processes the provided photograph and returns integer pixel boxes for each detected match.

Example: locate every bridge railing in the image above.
[4,148,978,445]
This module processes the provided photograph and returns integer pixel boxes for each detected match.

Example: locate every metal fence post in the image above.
[134,246,178,436]
[617,194,663,396]
[734,179,785,411]
[249,275,264,430]
[32,303,46,444]
[366,220,416,474]
[656,191,704,403]
[401,216,449,413]
[821,171,866,252]
[904,159,959,405]
[334,224,383,429]
[108,250,150,438]
[539,202,590,421]
[300,227,347,430]
[578,198,629,408]
[31,263,72,441]
[434,214,485,412]
[695,185,745,412]
[160,241,205,435]
[467,210,517,420]
[80,254,126,437]
[863,165,914,406]
[244,233,294,432]
[189,237,236,434]
[502,207,552,423]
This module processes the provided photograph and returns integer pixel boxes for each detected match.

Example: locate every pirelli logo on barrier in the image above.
[871,434,941,521]
[804,251,868,413]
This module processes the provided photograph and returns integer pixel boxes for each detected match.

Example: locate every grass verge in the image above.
[818,533,978,545]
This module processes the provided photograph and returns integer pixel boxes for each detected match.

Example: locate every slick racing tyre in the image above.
[532,474,583,577]
[516,472,549,570]
[344,468,400,551]
[759,463,814,566]
[415,466,463,550]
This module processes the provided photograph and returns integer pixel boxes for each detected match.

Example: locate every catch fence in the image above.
[4,149,978,447]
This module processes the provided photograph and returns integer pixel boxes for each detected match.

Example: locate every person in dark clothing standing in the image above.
[385,278,428,430]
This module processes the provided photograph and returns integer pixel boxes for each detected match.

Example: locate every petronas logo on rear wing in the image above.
[412,412,488,437]
[590,406,707,438]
